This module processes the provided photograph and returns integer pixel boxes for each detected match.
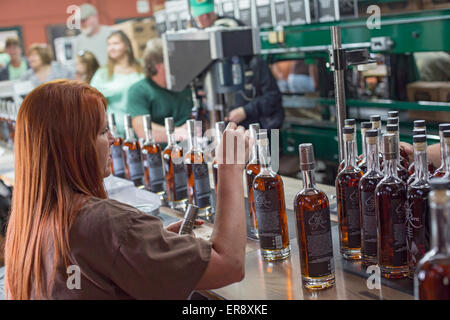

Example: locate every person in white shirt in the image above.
[73,3,114,66]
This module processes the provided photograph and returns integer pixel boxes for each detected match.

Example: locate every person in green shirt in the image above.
[90,30,144,137]
[126,38,192,143]
[0,38,29,81]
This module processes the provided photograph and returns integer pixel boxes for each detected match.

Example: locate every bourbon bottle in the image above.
[375,133,408,279]
[212,121,226,191]
[294,143,335,290]
[123,114,145,187]
[246,123,261,239]
[107,113,127,179]
[433,123,450,178]
[141,115,165,197]
[406,135,431,279]
[184,119,212,219]
[357,122,372,174]
[163,117,188,210]
[359,129,383,266]
[336,126,363,260]
[386,124,409,183]
[414,178,450,300]
[253,130,290,261]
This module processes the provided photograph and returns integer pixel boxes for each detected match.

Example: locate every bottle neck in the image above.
[361,129,367,158]
[439,131,446,168]
[413,144,428,181]
[384,157,399,178]
[188,131,199,152]
[125,126,135,141]
[167,132,176,146]
[445,142,450,174]
[258,141,272,173]
[110,125,119,139]
[302,169,316,190]
[430,190,450,253]
[144,127,154,144]
[367,142,380,172]
[344,138,357,168]
[249,142,258,163]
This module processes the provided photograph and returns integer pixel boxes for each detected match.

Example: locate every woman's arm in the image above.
[195,123,249,289]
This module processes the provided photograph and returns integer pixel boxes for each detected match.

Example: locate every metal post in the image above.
[331,26,347,162]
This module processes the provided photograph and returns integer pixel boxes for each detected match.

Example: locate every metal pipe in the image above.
[331,26,347,162]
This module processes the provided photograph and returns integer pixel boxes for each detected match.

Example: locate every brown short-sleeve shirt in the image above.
[42,197,212,299]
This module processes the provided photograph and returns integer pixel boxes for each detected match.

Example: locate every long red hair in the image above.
[5,80,108,299]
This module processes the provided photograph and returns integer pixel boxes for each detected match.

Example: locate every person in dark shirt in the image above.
[190,0,284,130]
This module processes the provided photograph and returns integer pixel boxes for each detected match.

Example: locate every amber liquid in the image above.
[359,174,383,266]
[123,140,144,187]
[376,180,408,279]
[336,171,363,260]
[406,184,431,278]
[294,188,335,289]
[163,145,188,207]
[246,163,261,238]
[110,137,127,179]
[184,151,211,212]
[142,142,165,194]
[416,258,450,300]
[253,174,290,261]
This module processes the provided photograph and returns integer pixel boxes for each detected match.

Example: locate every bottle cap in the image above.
[429,178,450,191]
[299,143,315,171]
[361,122,372,129]
[388,111,399,118]
[370,115,381,122]
[413,128,426,135]
[414,120,426,128]
[386,124,398,132]
[165,117,174,133]
[439,123,450,132]
[124,114,132,128]
[257,130,268,141]
[413,134,427,143]
[383,133,398,159]
[443,130,450,138]
[365,129,378,145]
[345,119,356,126]
[343,126,354,134]
[365,129,378,138]
[387,117,399,125]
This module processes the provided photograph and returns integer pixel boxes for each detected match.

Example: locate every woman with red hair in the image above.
[4,80,248,299]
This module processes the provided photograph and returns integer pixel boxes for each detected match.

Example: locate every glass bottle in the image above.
[370,115,383,166]
[433,123,450,178]
[406,135,431,279]
[294,143,335,290]
[357,121,372,174]
[122,114,145,187]
[246,123,261,239]
[141,115,165,197]
[359,129,384,267]
[336,126,363,260]
[386,124,409,183]
[212,121,226,191]
[184,119,212,219]
[414,178,450,300]
[107,113,127,179]
[338,119,358,172]
[253,130,290,261]
[163,117,188,210]
[375,133,408,279]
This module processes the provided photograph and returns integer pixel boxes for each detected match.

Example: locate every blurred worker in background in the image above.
[190,0,284,131]
[74,50,99,84]
[287,60,318,94]
[73,3,114,66]
[90,30,144,137]
[126,38,190,143]
[0,38,29,81]
[20,43,73,88]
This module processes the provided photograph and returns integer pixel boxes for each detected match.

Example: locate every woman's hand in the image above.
[165,219,204,234]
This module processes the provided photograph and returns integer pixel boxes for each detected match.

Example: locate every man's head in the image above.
[4,38,22,61]
[190,0,217,29]
[80,3,100,36]
[142,38,166,88]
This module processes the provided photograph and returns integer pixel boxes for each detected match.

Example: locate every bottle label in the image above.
[303,207,334,277]
[174,163,188,200]
[145,152,165,192]
[111,145,125,176]
[193,163,211,208]
[360,191,377,256]
[125,148,144,181]
[405,197,427,267]
[254,188,283,250]
[343,185,361,248]
[392,198,407,266]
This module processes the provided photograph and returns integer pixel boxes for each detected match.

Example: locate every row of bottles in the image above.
[0,100,19,147]
[335,113,450,299]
